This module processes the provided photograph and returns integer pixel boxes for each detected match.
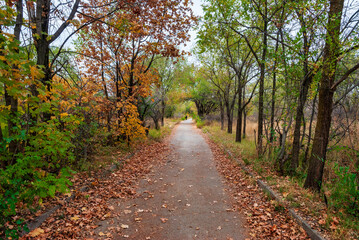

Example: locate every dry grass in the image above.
[203,120,359,240]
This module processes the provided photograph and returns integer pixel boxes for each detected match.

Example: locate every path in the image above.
[95,120,248,239]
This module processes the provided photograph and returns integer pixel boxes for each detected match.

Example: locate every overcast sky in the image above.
[182,0,205,57]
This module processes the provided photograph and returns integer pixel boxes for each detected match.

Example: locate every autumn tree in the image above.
[78,0,195,140]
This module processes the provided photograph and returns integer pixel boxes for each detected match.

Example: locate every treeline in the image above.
[194,0,359,208]
[0,0,194,237]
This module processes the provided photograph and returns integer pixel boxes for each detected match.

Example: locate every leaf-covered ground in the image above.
[202,122,359,240]
[201,131,311,239]
[20,121,323,239]
[21,141,170,239]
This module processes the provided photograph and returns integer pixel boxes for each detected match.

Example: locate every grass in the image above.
[148,126,171,142]
[203,120,359,240]
[148,118,180,142]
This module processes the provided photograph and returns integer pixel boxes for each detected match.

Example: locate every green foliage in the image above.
[329,163,359,216]
[148,126,171,142]
[192,113,205,128]
[0,106,76,237]
[165,105,176,118]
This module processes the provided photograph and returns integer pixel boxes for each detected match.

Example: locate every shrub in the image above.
[329,163,359,216]
[192,113,204,128]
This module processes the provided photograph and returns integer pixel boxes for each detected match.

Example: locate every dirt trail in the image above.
[95,120,248,239]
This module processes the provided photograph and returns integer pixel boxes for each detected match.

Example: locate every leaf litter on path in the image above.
[21,142,169,239]
[202,133,310,240]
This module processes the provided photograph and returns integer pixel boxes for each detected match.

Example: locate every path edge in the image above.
[21,151,137,236]
[205,132,326,240]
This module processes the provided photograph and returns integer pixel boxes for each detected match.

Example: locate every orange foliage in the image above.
[75,0,195,142]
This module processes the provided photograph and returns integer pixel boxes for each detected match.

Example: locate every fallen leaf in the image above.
[318,219,326,225]
[121,224,129,229]
[29,228,44,237]
[160,218,168,223]
[71,216,80,221]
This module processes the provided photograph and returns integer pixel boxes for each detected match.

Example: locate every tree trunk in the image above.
[226,102,233,134]
[243,109,247,139]
[291,74,313,173]
[227,115,233,134]
[34,0,51,86]
[257,1,268,155]
[290,13,313,174]
[161,98,165,126]
[218,91,225,130]
[270,30,280,144]
[220,101,224,131]
[242,87,246,139]
[304,0,344,192]
[153,117,160,130]
[235,82,243,142]
[304,91,318,165]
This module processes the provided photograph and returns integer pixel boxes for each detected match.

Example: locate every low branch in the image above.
[331,62,359,90]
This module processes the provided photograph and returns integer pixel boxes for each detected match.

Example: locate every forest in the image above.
[0,0,359,239]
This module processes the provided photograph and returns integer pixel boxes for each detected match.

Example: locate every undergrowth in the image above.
[203,121,359,239]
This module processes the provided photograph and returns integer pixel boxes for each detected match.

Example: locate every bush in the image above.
[329,163,359,216]
[0,116,76,238]
[192,113,205,128]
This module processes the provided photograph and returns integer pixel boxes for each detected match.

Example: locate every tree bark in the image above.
[28,0,80,120]
[257,0,268,155]
[33,0,51,89]
[225,101,233,134]
[235,80,243,142]
[242,87,246,139]
[153,117,160,130]
[291,74,313,173]
[304,90,318,165]
[270,29,280,144]
[219,94,225,130]
[304,0,344,192]
[290,9,314,174]
[161,97,165,127]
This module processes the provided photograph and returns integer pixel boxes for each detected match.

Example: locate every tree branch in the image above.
[331,62,359,90]
[49,0,80,43]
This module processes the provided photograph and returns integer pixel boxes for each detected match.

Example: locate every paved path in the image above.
[97,120,248,239]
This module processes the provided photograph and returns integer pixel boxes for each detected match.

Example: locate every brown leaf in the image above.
[29,228,44,237]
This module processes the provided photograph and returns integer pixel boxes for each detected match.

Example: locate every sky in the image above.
[183,0,205,58]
